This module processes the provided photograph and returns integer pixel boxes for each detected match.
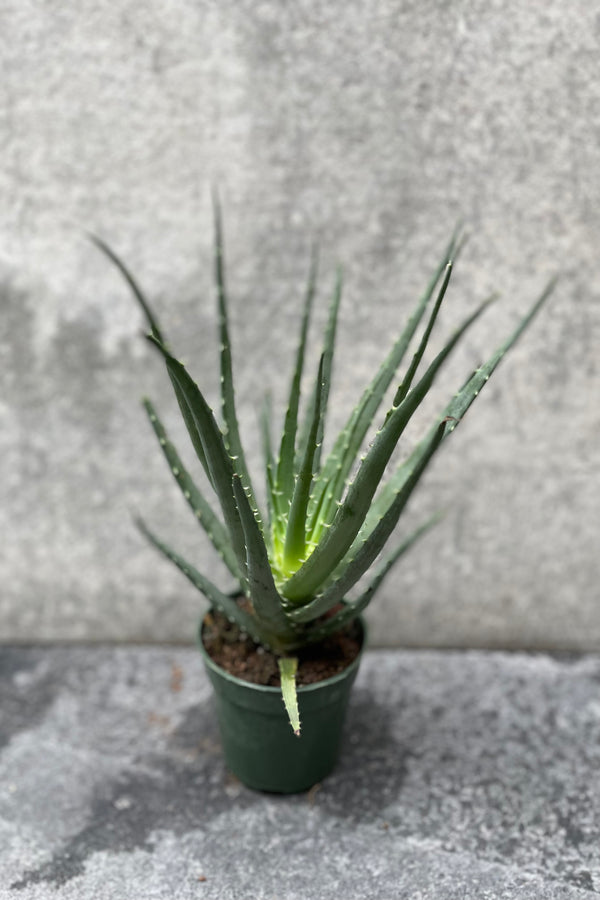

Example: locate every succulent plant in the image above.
[93,202,554,733]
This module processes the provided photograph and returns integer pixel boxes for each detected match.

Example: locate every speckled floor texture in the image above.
[1,646,599,899]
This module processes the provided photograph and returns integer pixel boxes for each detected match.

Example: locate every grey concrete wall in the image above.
[1,1,599,646]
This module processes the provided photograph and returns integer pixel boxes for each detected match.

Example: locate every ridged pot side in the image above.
[198,617,366,793]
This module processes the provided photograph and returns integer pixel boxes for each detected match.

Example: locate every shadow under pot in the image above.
[198,616,366,794]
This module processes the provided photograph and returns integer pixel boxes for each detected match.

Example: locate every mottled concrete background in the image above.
[1,2,599,645]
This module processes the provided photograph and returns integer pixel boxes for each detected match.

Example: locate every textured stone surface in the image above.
[2,1,600,644]
[1,646,600,898]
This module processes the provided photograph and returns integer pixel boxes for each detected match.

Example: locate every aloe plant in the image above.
[93,205,554,733]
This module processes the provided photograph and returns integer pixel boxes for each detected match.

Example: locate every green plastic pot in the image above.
[198,618,365,793]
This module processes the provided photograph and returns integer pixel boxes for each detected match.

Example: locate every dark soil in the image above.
[201,606,363,687]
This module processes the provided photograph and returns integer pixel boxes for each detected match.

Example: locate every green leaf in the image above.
[260,392,278,529]
[283,297,492,601]
[302,602,366,643]
[89,234,166,345]
[443,277,557,425]
[297,267,343,475]
[212,191,259,516]
[231,475,291,639]
[308,237,457,541]
[368,277,557,526]
[391,261,453,408]
[135,517,268,646]
[289,425,445,622]
[89,233,216,484]
[301,517,440,643]
[278,657,301,736]
[147,335,249,586]
[357,513,443,603]
[313,266,343,474]
[167,375,212,485]
[283,354,325,571]
[275,247,318,523]
[142,398,243,583]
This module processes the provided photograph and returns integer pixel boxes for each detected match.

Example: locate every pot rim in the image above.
[197,615,366,695]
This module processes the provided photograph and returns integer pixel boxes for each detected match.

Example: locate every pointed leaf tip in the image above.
[278,657,301,736]
[89,232,166,346]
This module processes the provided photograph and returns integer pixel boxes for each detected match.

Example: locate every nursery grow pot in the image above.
[198,618,366,793]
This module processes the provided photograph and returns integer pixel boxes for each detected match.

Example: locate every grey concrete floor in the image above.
[1,646,599,899]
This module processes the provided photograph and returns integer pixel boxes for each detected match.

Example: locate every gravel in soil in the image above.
[201,606,362,687]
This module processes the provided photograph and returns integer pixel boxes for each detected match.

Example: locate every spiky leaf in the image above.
[260,392,278,529]
[366,277,557,529]
[147,336,249,585]
[283,297,492,600]
[142,398,243,583]
[301,516,442,643]
[231,476,291,641]
[278,657,301,736]
[275,247,318,524]
[308,239,458,540]
[296,268,342,473]
[136,517,267,645]
[212,192,258,514]
[391,261,453,408]
[290,424,445,622]
[283,355,325,572]
[89,234,166,345]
